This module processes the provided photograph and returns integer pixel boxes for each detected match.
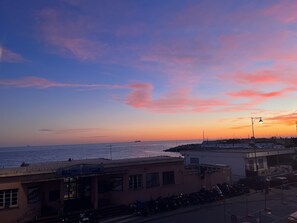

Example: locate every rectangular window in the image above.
[128,175,142,190]
[28,187,40,204]
[162,171,175,185]
[190,157,199,164]
[98,181,110,194]
[111,177,123,191]
[258,159,264,169]
[248,160,254,171]
[0,189,18,209]
[64,177,78,200]
[49,190,60,202]
[146,173,160,188]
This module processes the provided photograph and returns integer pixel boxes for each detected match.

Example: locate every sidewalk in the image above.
[100,214,142,223]
[100,200,227,223]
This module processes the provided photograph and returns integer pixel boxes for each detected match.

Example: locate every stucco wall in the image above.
[184,151,246,179]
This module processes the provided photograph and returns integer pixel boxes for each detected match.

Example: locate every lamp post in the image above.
[251,117,263,140]
[251,117,263,175]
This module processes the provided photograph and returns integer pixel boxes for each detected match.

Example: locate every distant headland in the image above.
[164,137,297,152]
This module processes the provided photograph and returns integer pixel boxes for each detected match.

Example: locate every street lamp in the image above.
[251,117,263,140]
[251,117,263,175]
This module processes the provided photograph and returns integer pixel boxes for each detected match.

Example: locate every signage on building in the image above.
[56,164,104,177]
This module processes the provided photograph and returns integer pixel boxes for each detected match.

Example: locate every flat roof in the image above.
[182,147,295,154]
[0,156,183,178]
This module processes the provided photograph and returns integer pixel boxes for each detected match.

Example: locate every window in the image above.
[190,157,199,164]
[146,173,159,188]
[49,190,60,202]
[128,175,142,190]
[248,160,254,171]
[111,177,123,191]
[98,181,110,193]
[28,187,40,204]
[258,159,264,169]
[0,189,18,209]
[64,177,91,199]
[64,177,78,200]
[162,171,175,185]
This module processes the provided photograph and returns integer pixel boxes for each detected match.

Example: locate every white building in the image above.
[182,141,296,181]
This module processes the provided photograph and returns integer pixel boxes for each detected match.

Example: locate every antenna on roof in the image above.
[203,130,205,142]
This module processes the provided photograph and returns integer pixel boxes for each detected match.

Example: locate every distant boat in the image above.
[134,140,141,143]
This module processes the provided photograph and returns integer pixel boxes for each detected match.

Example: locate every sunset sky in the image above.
[1,0,297,147]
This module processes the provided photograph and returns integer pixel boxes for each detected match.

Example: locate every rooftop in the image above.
[0,156,183,178]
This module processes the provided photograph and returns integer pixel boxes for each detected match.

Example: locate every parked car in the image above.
[268,176,289,188]
[238,176,268,190]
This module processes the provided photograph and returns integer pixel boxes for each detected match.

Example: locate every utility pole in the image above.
[251,117,263,175]
[109,144,112,160]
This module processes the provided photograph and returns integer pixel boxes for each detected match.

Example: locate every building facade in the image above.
[0,156,231,223]
[183,146,296,181]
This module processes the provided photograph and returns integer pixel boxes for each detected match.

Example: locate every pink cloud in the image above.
[222,70,281,84]
[0,47,24,63]
[262,2,297,24]
[227,88,293,99]
[220,66,297,90]
[125,83,152,108]
[123,83,229,113]
[217,30,291,65]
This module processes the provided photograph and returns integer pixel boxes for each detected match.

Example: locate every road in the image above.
[134,186,297,223]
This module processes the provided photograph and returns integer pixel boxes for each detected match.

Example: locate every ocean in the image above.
[0,140,200,168]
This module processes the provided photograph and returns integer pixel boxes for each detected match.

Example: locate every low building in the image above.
[182,139,297,181]
[0,156,231,223]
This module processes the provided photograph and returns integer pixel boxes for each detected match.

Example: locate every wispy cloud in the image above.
[0,76,231,113]
[1,75,293,114]
[0,76,124,89]
[39,127,109,134]
[266,111,297,126]
[222,70,281,84]
[229,125,251,130]
[39,128,53,132]
[37,8,106,61]
[80,135,108,139]
[0,47,24,63]
[227,88,294,99]
[123,83,229,113]
[262,2,297,24]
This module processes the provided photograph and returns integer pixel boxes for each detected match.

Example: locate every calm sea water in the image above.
[0,140,200,168]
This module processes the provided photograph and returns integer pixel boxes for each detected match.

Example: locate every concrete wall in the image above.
[184,151,246,180]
